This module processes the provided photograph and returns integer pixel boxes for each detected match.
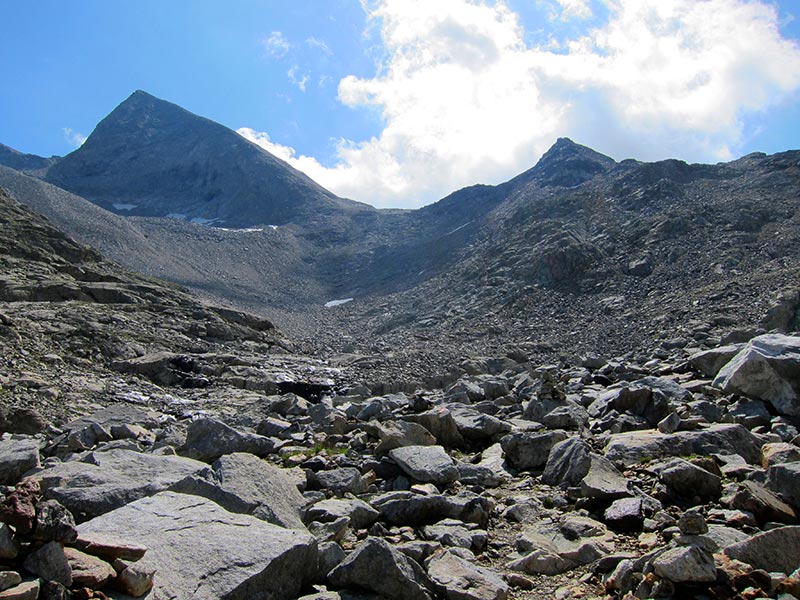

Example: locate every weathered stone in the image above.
[677,510,708,535]
[33,499,78,543]
[0,525,19,560]
[507,515,615,575]
[731,481,797,524]
[403,409,465,448]
[658,458,722,500]
[713,334,800,415]
[456,461,504,488]
[170,452,307,530]
[0,438,40,485]
[579,455,631,501]
[541,437,590,487]
[0,580,39,600]
[389,446,458,485]
[651,546,717,583]
[372,421,436,455]
[36,448,206,520]
[113,558,156,597]
[305,498,380,530]
[724,526,800,575]
[373,492,491,528]
[603,424,762,466]
[327,537,433,600]
[689,345,744,378]
[73,532,148,561]
[309,468,368,495]
[64,546,116,589]
[769,462,800,509]
[603,498,644,532]
[500,431,568,471]
[309,516,349,543]
[426,549,508,600]
[181,417,274,463]
[422,520,486,551]
[449,406,511,441]
[657,412,681,434]
[23,540,72,586]
[762,442,800,468]
[78,491,317,600]
[0,572,21,593]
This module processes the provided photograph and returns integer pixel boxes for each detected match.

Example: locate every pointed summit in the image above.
[45,90,365,227]
[527,138,616,188]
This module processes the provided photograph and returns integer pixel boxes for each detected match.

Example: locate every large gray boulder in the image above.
[78,491,317,600]
[500,431,568,471]
[426,549,508,600]
[724,526,800,575]
[689,344,744,378]
[0,437,40,484]
[713,334,800,415]
[768,462,800,509]
[36,449,206,520]
[170,452,307,530]
[372,492,491,528]
[603,424,762,466]
[370,420,436,455]
[180,417,274,463]
[389,446,458,485]
[327,537,433,600]
[305,498,380,530]
[541,438,590,486]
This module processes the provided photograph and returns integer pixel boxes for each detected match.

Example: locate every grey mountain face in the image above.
[0,91,798,371]
[0,143,58,173]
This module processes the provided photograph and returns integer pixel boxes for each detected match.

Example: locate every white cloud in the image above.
[287,65,310,91]
[248,0,800,208]
[306,36,333,55]
[62,127,86,148]
[262,31,290,57]
[554,0,593,20]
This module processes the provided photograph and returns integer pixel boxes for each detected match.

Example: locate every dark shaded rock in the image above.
[0,438,40,485]
[328,537,433,600]
[373,492,491,528]
[32,499,78,543]
[724,526,800,575]
[541,437,590,486]
[23,541,72,586]
[731,480,797,524]
[603,498,644,532]
[500,431,567,471]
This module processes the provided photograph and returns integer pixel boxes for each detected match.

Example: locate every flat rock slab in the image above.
[78,491,317,600]
[36,448,206,520]
[427,550,508,600]
[170,452,307,530]
[723,526,800,575]
[0,438,40,485]
[389,446,458,485]
[603,424,762,467]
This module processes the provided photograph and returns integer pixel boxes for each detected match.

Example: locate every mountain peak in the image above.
[528,138,617,188]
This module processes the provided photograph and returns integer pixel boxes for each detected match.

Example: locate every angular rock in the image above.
[507,515,615,575]
[327,537,433,600]
[541,437,591,487]
[309,467,368,495]
[762,442,800,468]
[426,549,508,600]
[724,526,800,575]
[36,448,206,520]
[32,499,78,543]
[170,452,306,530]
[403,409,465,448]
[604,498,644,532]
[713,334,800,415]
[389,446,458,485]
[73,532,148,562]
[78,491,317,600]
[500,431,567,471]
[449,406,511,441]
[181,417,274,463]
[422,519,486,550]
[604,424,762,466]
[64,546,116,588]
[731,481,797,524]
[0,477,39,533]
[0,572,20,592]
[372,420,436,455]
[305,498,380,530]
[769,462,800,509]
[114,558,156,597]
[0,438,40,485]
[658,458,722,500]
[373,492,491,528]
[23,540,72,586]
[0,581,39,600]
[579,454,631,501]
[651,546,717,583]
[690,344,744,378]
[0,525,19,560]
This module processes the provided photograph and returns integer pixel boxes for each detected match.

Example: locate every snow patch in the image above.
[166,213,186,219]
[190,216,221,225]
[325,298,354,308]
[268,225,279,230]
[446,222,472,236]
[112,203,137,211]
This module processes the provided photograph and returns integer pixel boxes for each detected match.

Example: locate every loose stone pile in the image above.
[1,331,800,599]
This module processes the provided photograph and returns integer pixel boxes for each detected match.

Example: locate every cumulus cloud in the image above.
[62,127,87,148]
[262,31,290,57]
[248,0,800,208]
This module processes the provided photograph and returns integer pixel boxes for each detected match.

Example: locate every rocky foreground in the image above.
[2,188,800,599]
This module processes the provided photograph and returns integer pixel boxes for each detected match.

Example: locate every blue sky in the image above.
[1,0,799,208]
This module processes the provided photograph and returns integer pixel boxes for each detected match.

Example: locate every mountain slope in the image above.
[45,90,372,227]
